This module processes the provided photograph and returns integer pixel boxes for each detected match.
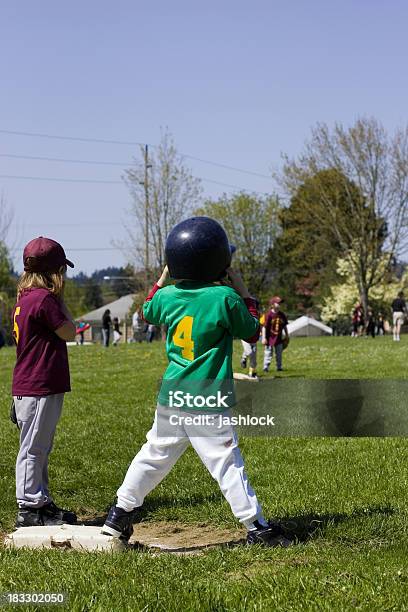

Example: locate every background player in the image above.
[102,216,290,547]
[262,296,289,373]
[11,237,78,528]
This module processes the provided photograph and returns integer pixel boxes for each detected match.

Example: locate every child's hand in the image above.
[157,265,169,287]
[225,267,250,299]
[262,339,267,346]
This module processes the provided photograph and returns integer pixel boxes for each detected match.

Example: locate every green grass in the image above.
[1,337,408,611]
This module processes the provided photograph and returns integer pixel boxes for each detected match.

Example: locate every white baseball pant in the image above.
[241,340,257,369]
[116,405,265,528]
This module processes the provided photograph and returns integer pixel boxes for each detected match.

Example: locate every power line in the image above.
[0,153,126,166]
[0,173,269,194]
[0,174,122,185]
[0,129,145,147]
[0,128,272,180]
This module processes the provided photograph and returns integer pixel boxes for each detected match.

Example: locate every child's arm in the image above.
[143,266,169,324]
[224,268,260,343]
[55,300,76,341]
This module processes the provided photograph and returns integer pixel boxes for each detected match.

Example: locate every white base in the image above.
[5,525,126,552]
[233,372,259,381]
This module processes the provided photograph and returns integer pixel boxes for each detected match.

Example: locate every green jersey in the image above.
[143,281,259,409]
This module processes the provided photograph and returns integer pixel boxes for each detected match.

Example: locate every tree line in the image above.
[1,117,408,342]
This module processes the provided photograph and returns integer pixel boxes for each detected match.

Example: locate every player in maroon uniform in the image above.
[262,296,289,372]
[11,237,78,528]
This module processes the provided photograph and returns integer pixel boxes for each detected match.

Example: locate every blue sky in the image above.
[1,0,407,274]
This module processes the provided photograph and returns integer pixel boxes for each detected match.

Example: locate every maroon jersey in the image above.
[12,288,71,396]
[264,310,288,347]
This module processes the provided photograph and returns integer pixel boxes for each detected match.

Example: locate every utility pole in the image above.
[143,144,151,289]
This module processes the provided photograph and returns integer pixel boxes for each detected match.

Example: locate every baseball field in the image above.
[1,337,408,611]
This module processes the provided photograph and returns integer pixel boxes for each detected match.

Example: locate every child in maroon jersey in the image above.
[11,237,78,528]
[262,296,289,372]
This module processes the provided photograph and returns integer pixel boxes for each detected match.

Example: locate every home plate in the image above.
[5,525,126,552]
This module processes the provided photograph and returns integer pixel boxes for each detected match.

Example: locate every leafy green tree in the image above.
[321,251,407,327]
[280,118,408,316]
[84,279,103,310]
[196,192,281,299]
[271,169,365,312]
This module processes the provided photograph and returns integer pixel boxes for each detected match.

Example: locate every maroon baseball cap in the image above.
[23,237,74,273]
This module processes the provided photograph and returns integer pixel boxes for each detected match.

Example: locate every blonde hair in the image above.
[17,266,66,300]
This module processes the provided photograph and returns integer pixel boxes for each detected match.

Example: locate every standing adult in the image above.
[102,309,112,347]
[391,291,406,342]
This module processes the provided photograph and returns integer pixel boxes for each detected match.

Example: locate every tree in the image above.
[123,129,202,280]
[0,192,13,244]
[271,169,365,312]
[279,118,408,317]
[320,252,408,326]
[196,192,281,299]
[84,279,103,310]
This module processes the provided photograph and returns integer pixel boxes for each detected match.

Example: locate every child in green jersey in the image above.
[103,217,290,547]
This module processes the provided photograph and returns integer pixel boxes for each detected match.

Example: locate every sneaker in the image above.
[263,367,269,373]
[101,505,137,542]
[247,520,292,547]
[240,357,247,368]
[16,507,64,528]
[277,367,283,372]
[41,501,77,525]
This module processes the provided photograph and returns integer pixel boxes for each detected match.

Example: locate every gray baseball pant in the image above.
[14,394,64,508]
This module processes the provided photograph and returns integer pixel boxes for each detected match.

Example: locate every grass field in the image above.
[1,337,408,611]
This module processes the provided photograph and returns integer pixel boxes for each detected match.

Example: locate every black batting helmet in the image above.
[165,216,232,281]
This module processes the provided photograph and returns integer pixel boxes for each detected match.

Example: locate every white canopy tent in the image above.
[287,316,333,337]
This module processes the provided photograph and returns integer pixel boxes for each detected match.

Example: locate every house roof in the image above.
[80,294,136,322]
[287,315,333,336]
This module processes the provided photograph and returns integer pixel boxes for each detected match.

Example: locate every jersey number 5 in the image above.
[13,306,21,344]
[173,316,194,360]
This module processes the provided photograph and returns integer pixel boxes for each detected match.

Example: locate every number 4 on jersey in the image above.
[173,316,194,360]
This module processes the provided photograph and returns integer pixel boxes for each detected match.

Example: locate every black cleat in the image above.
[247,520,292,547]
[41,501,77,525]
[101,505,137,542]
[16,507,63,528]
[240,357,247,368]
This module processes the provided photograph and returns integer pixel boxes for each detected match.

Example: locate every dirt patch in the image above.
[130,521,246,554]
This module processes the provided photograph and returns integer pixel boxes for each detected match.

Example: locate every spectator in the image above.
[391,291,406,342]
[366,308,376,338]
[102,309,112,347]
[351,302,364,337]
[377,312,385,336]
[132,308,143,343]
[76,319,86,346]
[146,323,155,343]
[112,317,122,346]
